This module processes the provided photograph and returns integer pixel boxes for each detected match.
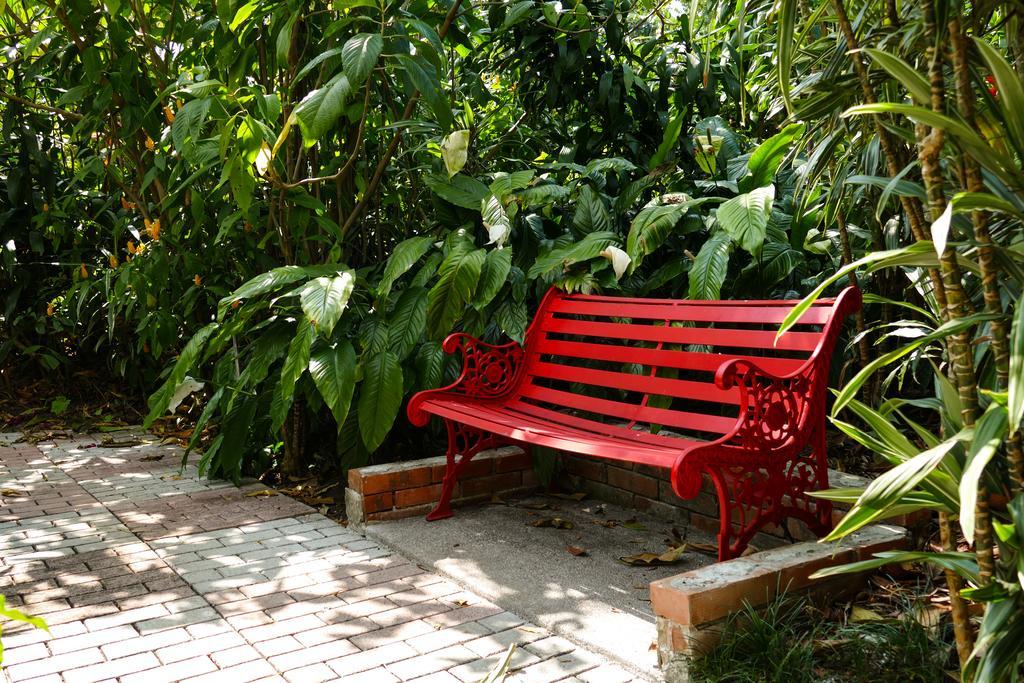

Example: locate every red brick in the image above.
[494,451,532,473]
[348,469,364,493]
[392,468,432,490]
[563,456,607,483]
[395,485,443,509]
[460,472,521,499]
[607,467,659,498]
[460,458,493,479]
[363,492,394,514]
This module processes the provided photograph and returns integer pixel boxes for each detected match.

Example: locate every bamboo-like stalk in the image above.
[950,15,1024,495]
[829,0,951,320]
[914,0,984,664]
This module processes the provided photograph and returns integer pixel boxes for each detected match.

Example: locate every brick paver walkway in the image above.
[0,431,637,683]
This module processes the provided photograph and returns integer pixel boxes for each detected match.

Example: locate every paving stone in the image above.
[0,432,633,683]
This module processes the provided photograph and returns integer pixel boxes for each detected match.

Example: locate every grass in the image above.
[689,592,953,683]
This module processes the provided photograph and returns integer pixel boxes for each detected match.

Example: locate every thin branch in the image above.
[0,89,83,120]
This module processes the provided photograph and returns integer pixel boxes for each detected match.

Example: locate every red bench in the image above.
[407,286,862,560]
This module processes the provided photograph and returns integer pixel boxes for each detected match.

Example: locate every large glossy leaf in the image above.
[388,287,428,359]
[378,236,434,300]
[572,185,612,234]
[358,350,403,452]
[309,341,356,429]
[475,248,512,310]
[272,322,315,430]
[426,245,486,338]
[776,0,796,116]
[717,185,774,254]
[950,191,1024,225]
[688,231,732,300]
[299,271,355,336]
[342,33,383,88]
[219,264,347,318]
[741,124,803,192]
[489,170,535,198]
[810,551,980,585]
[527,231,619,280]
[650,110,683,168]
[495,298,528,342]
[626,197,711,267]
[293,72,352,147]
[144,322,219,426]
[425,174,490,209]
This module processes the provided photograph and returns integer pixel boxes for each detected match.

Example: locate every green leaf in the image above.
[863,48,931,105]
[650,110,683,168]
[272,321,315,430]
[416,341,445,388]
[294,73,352,147]
[489,170,536,198]
[309,341,357,429]
[342,33,383,88]
[295,46,344,82]
[717,185,774,254]
[572,185,612,234]
[825,435,962,541]
[299,271,355,336]
[1010,292,1024,433]
[974,37,1024,158]
[425,174,490,209]
[626,197,711,267]
[843,103,1024,188]
[959,403,1009,543]
[495,299,529,343]
[219,265,348,318]
[516,183,570,206]
[378,236,434,300]
[144,322,219,427]
[741,124,803,193]
[950,191,1024,225]
[688,231,732,299]
[388,287,428,359]
[776,0,796,115]
[809,551,979,585]
[427,246,486,338]
[475,248,512,310]
[358,350,403,452]
[527,231,619,280]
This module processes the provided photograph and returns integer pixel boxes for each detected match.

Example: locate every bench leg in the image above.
[426,420,502,522]
[708,439,832,561]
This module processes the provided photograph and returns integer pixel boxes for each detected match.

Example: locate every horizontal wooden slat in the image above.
[548,297,832,325]
[520,385,739,434]
[527,361,742,405]
[535,338,807,376]
[541,318,821,352]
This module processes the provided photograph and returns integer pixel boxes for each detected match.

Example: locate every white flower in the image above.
[600,246,631,280]
[441,130,470,178]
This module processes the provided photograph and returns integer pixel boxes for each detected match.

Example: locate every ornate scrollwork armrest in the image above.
[407,333,524,426]
[714,358,814,454]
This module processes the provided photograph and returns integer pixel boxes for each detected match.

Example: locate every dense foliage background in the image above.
[5,0,1024,676]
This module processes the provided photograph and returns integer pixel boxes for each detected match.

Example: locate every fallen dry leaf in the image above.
[0,489,25,497]
[245,489,278,498]
[530,517,574,530]
[619,544,688,567]
[850,605,885,622]
[593,519,618,528]
[139,454,164,462]
[518,501,552,510]
[687,541,718,555]
[566,545,588,556]
[621,519,648,531]
[549,492,587,501]
[914,605,945,630]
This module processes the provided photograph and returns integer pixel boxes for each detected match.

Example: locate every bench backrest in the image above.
[516,287,861,441]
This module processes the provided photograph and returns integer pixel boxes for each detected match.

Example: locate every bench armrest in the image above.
[714,357,815,451]
[407,333,525,426]
[671,358,816,499]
